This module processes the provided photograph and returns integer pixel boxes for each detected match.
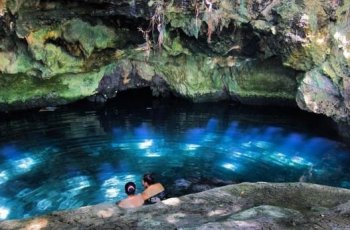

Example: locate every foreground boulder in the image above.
[1,182,350,229]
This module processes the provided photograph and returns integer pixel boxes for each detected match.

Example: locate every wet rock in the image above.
[150,74,171,97]
[190,184,214,193]
[210,178,235,186]
[174,178,192,190]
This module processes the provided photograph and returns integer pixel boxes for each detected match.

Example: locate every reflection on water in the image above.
[0,99,349,220]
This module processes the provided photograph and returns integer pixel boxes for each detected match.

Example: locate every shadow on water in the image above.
[0,88,349,220]
[0,87,341,140]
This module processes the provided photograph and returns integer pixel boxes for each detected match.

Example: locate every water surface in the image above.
[0,98,349,220]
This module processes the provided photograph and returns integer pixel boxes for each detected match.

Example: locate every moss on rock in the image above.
[226,58,297,104]
[154,53,225,101]
[62,19,117,57]
[24,19,118,79]
[0,63,116,109]
[152,52,296,104]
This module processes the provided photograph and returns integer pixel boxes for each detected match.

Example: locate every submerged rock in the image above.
[1,182,349,229]
[174,178,192,189]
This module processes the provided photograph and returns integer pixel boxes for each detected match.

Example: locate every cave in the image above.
[0,0,350,228]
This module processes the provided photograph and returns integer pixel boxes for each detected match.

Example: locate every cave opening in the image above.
[107,87,155,108]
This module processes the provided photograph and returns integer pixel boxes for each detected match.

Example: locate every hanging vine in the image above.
[137,0,166,55]
[137,0,224,57]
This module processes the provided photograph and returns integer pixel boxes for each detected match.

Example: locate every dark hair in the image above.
[125,182,136,195]
[143,173,155,185]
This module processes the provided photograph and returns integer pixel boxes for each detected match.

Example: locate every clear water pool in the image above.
[0,99,349,220]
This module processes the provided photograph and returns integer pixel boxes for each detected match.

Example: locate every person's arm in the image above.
[141,190,150,200]
[142,183,165,200]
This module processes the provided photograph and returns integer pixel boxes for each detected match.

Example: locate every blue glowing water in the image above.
[0,100,349,220]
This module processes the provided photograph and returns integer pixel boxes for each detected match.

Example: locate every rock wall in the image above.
[0,0,349,127]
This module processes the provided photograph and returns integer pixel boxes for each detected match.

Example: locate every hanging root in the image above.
[150,0,166,50]
[205,0,212,12]
[205,0,213,43]
[194,0,200,28]
[157,23,165,49]
[137,27,152,60]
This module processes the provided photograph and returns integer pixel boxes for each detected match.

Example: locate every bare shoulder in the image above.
[119,195,144,208]
[135,194,145,205]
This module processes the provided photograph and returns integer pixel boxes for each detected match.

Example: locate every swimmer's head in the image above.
[142,173,155,188]
[125,182,136,195]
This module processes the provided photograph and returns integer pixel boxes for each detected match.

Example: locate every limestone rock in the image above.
[297,68,349,122]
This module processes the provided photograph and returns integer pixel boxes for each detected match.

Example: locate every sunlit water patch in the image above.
[0,101,349,220]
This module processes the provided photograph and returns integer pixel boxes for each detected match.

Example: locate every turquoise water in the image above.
[0,99,349,220]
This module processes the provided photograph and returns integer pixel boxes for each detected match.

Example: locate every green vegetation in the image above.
[0,63,116,105]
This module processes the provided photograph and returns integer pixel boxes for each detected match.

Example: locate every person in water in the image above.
[141,173,166,204]
[118,182,144,208]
